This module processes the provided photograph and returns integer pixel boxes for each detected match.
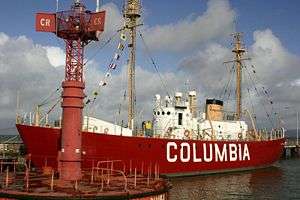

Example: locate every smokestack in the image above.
[188,91,197,118]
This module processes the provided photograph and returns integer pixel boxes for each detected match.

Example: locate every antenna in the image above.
[96,0,100,12]
[16,91,20,124]
[56,0,59,12]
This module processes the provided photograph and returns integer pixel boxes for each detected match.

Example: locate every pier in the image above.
[282,138,300,159]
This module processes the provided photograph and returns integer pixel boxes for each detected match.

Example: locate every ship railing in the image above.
[90,166,128,191]
[0,157,37,191]
[16,112,61,128]
[247,128,285,141]
[96,160,125,176]
[269,127,285,140]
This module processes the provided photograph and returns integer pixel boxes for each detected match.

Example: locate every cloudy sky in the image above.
[1,0,300,134]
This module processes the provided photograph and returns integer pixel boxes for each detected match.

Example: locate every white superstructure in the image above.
[83,116,132,136]
[153,91,248,140]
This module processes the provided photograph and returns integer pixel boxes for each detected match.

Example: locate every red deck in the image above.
[16,124,285,176]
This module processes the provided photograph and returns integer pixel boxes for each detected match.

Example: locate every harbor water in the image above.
[169,159,300,199]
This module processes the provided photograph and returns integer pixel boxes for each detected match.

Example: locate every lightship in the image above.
[16,0,285,177]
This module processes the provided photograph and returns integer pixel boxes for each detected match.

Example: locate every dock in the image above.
[282,138,300,159]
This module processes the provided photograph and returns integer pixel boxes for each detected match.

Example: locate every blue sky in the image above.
[0,0,299,54]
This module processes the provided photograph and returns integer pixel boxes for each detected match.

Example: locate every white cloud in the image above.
[142,0,235,52]
[0,33,9,46]
[291,79,300,87]
[0,33,63,125]
[44,46,65,68]
[95,0,235,53]
[100,3,123,38]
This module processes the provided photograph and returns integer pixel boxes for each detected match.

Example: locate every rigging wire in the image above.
[242,67,257,124]
[225,66,235,105]
[116,58,128,126]
[243,64,274,127]
[220,64,235,100]
[85,30,128,106]
[38,86,61,107]
[246,64,279,123]
[138,31,171,98]
[82,30,121,67]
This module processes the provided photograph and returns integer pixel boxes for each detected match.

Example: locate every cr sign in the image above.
[36,13,56,32]
[88,11,106,32]
[40,18,51,27]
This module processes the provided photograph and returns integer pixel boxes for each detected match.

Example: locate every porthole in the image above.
[162,111,165,115]
[153,111,156,115]
[167,111,171,115]
[157,111,160,115]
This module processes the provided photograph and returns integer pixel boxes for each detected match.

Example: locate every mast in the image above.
[233,33,244,120]
[124,0,141,130]
[224,33,250,120]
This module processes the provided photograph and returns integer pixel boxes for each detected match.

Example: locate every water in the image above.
[169,159,300,200]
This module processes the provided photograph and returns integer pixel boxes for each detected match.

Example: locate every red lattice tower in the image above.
[36,1,105,181]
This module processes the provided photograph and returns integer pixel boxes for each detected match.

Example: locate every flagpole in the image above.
[297,111,299,146]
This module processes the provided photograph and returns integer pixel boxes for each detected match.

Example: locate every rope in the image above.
[39,86,61,107]
[138,31,171,98]
[224,66,235,105]
[85,29,128,105]
[242,68,257,124]
[243,64,274,127]
[248,64,278,120]
[83,30,120,67]
[46,98,61,115]
[220,64,235,100]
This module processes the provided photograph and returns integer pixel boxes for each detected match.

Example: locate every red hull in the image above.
[16,124,285,176]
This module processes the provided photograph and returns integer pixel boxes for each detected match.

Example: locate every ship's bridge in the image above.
[152,92,249,140]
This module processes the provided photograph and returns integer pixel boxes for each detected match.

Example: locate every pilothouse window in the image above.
[178,113,183,125]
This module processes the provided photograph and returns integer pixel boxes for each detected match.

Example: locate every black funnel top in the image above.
[206,99,223,106]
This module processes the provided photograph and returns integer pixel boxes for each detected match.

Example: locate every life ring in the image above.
[238,133,243,139]
[104,128,109,134]
[184,130,190,137]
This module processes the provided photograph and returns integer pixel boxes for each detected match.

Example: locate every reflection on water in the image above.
[169,159,300,200]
